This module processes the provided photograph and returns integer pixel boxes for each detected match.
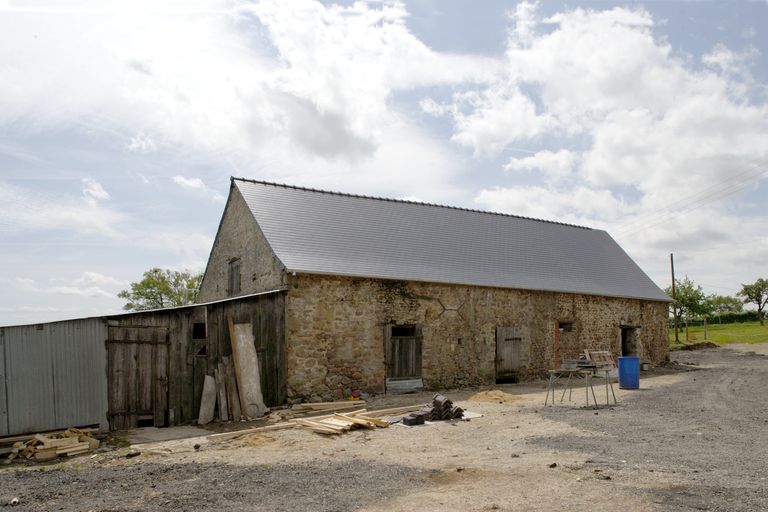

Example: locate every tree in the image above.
[118,268,203,311]
[664,276,708,321]
[737,278,768,326]
[706,294,743,323]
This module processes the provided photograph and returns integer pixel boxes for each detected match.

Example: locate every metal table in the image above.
[545,368,599,409]
[594,368,618,406]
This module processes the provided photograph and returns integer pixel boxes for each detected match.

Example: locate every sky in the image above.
[1,0,767,326]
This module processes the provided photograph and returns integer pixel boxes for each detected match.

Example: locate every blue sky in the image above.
[1,0,767,325]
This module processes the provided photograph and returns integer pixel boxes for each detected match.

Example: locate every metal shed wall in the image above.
[0,319,109,436]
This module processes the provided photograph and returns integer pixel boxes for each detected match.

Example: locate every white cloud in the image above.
[127,131,157,153]
[172,175,207,190]
[53,271,127,288]
[13,273,122,298]
[504,149,577,182]
[0,181,123,238]
[426,2,768,294]
[0,0,498,181]
[171,175,225,202]
[474,185,626,224]
[82,178,110,202]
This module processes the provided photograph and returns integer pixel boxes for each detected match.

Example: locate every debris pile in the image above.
[6,428,100,462]
[208,395,471,441]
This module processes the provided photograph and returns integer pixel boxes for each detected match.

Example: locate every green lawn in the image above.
[669,320,768,349]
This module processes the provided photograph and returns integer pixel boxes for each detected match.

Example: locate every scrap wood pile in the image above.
[207,402,417,441]
[293,411,389,435]
[199,318,268,425]
[5,428,100,462]
[207,396,469,441]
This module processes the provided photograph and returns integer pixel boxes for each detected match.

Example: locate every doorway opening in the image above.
[621,326,639,356]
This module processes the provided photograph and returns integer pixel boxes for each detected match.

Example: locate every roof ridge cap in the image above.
[231,176,592,230]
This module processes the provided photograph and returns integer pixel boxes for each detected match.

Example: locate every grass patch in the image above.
[669,320,768,348]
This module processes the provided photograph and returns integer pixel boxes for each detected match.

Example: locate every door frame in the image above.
[495,326,522,383]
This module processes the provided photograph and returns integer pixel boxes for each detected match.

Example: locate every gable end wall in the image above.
[197,186,285,303]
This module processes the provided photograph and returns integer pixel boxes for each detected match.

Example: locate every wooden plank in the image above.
[332,414,376,429]
[197,375,217,425]
[227,316,248,417]
[291,401,366,411]
[222,357,241,422]
[317,418,354,430]
[215,365,229,422]
[107,341,127,430]
[56,442,89,455]
[167,312,182,425]
[154,342,168,427]
[40,437,78,449]
[206,422,296,442]
[293,419,344,435]
[298,408,367,421]
[275,293,287,405]
[192,356,208,421]
[126,341,139,428]
[35,448,58,461]
[230,322,267,418]
[137,343,153,416]
[353,405,423,417]
[339,414,389,428]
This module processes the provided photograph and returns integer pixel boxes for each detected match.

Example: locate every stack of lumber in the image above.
[207,404,423,442]
[293,412,388,435]
[414,394,464,422]
[5,428,100,462]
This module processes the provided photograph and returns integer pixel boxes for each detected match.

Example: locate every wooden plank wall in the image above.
[206,292,287,407]
[106,291,286,428]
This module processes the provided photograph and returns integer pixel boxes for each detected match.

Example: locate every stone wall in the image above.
[285,274,669,401]
[197,186,285,303]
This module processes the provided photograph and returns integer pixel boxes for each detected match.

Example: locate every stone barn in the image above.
[198,178,671,401]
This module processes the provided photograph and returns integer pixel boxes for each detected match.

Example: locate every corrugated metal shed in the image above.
[234,178,670,302]
[0,319,109,436]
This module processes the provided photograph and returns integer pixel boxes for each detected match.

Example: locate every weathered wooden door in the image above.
[385,325,422,380]
[107,325,169,430]
[496,326,522,381]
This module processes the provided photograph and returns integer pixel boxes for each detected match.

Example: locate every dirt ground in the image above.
[1,344,767,511]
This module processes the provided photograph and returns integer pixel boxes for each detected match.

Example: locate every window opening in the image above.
[192,322,207,340]
[228,258,241,296]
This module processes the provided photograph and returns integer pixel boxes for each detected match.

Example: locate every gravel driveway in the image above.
[1,344,766,511]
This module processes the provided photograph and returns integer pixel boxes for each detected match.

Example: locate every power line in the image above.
[613,165,767,237]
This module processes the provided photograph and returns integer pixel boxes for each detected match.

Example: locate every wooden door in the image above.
[385,325,422,380]
[496,326,522,381]
[107,325,169,430]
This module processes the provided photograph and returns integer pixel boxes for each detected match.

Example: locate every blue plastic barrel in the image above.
[617,356,640,389]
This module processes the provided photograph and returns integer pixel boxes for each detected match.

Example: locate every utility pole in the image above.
[671,253,679,343]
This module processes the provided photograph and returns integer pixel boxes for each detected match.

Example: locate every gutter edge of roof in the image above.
[284,269,673,303]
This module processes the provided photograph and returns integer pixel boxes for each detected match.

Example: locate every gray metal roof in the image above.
[234,178,670,302]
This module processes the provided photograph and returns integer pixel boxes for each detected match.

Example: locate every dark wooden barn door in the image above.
[496,326,522,382]
[107,326,169,430]
[385,325,422,380]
